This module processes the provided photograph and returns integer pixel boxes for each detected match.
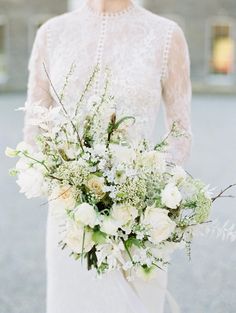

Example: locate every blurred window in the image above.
[0,18,7,83]
[210,23,235,75]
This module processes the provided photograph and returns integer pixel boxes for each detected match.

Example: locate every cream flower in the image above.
[161,183,182,209]
[111,203,138,226]
[49,185,76,217]
[86,175,105,198]
[143,207,176,244]
[74,203,97,228]
[64,221,94,254]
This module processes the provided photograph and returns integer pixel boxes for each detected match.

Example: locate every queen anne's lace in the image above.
[23,1,192,167]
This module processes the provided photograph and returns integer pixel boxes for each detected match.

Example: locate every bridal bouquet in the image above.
[6,65,228,279]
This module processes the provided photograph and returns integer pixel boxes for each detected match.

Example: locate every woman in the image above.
[23,0,192,312]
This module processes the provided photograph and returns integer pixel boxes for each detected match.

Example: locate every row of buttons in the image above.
[94,15,108,94]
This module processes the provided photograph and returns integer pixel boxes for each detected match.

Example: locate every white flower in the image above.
[100,216,119,236]
[86,175,105,198]
[143,207,176,243]
[161,183,182,209]
[110,144,135,165]
[111,203,138,226]
[5,147,18,158]
[64,221,94,254]
[25,103,61,130]
[49,185,76,218]
[16,166,46,199]
[138,151,166,173]
[96,240,125,270]
[171,166,187,184]
[93,144,107,157]
[74,203,97,228]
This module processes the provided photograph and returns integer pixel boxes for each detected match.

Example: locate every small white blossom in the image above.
[74,203,97,228]
[161,183,182,209]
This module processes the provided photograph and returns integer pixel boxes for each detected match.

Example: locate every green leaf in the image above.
[92,230,107,244]
[113,116,135,131]
[126,237,142,249]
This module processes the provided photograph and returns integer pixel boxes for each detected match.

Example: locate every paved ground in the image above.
[0,93,236,313]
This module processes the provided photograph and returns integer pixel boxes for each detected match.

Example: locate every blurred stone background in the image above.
[0,1,236,313]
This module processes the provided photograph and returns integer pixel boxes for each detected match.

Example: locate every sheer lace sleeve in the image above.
[23,23,53,148]
[161,23,192,166]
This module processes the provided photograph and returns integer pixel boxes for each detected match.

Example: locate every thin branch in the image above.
[43,62,84,152]
[40,185,72,207]
[21,152,50,172]
[74,65,100,116]
[212,184,236,202]
[59,62,76,102]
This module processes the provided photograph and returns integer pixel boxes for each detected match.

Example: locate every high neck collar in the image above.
[84,0,136,18]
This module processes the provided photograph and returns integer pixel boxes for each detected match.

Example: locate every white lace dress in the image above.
[23,1,192,313]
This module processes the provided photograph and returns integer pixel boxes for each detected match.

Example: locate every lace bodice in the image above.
[23,0,192,165]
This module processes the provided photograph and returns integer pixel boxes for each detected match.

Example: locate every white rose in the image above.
[49,185,76,218]
[74,203,97,228]
[64,221,94,254]
[143,207,176,243]
[16,167,46,199]
[111,203,138,226]
[138,151,166,173]
[86,175,105,198]
[161,183,182,209]
[100,216,119,236]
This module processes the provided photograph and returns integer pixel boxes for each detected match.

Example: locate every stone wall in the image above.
[0,0,67,92]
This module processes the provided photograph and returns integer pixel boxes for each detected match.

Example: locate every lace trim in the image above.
[84,0,136,17]
[160,21,176,83]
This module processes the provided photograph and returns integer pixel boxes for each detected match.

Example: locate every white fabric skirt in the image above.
[46,210,168,313]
